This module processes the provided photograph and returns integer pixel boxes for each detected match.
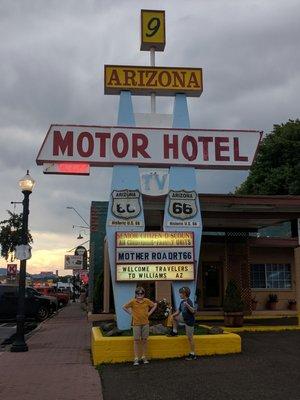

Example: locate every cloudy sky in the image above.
[0,0,299,274]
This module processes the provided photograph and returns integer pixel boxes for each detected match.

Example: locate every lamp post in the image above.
[72,225,88,240]
[11,170,35,352]
[66,206,89,228]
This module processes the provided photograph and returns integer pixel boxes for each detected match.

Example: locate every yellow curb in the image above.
[222,325,300,333]
[91,327,241,365]
[196,314,298,321]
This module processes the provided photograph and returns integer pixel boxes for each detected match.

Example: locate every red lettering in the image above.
[124,69,137,86]
[173,71,186,88]
[112,132,129,158]
[138,70,146,86]
[158,71,171,87]
[187,72,200,88]
[53,130,73,156]
[234,137,248,162]
[164,135,178,159]
[107,69,121,86]
[215,137,230,161]
[182,136,197,161]
[95,132,110,157]
[145,71,157,87]
[132,134,150,158]
[77,132,94,157]
[198,137,213,161]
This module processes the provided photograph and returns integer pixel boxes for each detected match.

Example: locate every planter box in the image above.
[224,312,244,327]
[91,327,241,365]
[267,302,277,310]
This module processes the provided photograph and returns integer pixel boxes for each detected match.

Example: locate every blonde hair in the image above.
[135,286,145,296]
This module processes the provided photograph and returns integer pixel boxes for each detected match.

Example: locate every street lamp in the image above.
[72,226,87,240]
[11,170,35,353]
[66,206,89,228]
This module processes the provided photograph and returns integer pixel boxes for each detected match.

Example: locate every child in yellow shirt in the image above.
[123,287,157,365]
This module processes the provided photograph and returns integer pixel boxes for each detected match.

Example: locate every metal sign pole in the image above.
[150,47,156,114]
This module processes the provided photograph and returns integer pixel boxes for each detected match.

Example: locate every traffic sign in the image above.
[7,264,17,277]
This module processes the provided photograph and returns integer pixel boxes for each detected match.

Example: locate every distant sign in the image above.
[104,66,202,97]
[75,246,88,269]
[15,244,32,261]
[79,270,89,284]
[7,264,17,277]
[115,231,194,281]
[140,9,166,51]
[36,125,262,171]
[64,255,83,270]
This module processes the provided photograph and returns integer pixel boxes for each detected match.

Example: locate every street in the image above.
[99,331,300,400]
[0,323,16,349]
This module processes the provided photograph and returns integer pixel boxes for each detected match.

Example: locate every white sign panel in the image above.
[15,245,32,261]
[37,125,262,170]
[116,247,194,264]
[115,231,195,281]
[116,263,194,281]
[168,190,198,219]
[111,189,141,219]
[64,255,83,270]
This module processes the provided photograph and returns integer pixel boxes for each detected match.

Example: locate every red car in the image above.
[35,286,69,308]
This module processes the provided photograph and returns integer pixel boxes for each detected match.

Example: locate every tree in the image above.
[0,211,33,260]
[235,119,300,195]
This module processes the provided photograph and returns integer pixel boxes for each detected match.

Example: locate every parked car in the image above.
[0,285,58,321]
[35,286,69,308]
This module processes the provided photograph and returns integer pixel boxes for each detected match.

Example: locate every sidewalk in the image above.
[0,303,102,400]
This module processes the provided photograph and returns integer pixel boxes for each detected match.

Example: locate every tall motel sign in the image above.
[37,10,262,329]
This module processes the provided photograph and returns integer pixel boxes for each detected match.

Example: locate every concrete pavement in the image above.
[100,331,300,400]
[0,303,102,400]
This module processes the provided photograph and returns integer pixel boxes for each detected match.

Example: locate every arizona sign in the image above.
[104,66,203,96]
[36,125,262,171]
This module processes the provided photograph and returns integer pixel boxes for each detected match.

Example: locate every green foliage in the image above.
[149,299,171,322]
[236,119,300,195]
[0,211,33,260]
[223,280,244,313]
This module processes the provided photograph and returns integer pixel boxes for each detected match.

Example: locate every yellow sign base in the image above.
[91,327,241,365]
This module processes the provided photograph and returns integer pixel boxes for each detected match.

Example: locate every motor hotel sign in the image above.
[104,66,202,97]
[115,232,194,281]
[36,125,262,170]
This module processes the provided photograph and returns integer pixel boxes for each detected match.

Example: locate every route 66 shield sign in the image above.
[111,189,141,219]
[168,190,198,220]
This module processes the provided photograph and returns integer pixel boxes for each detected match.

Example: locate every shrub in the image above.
[149,299,171,322]
[223,280,244,313]
[268,293,278,303]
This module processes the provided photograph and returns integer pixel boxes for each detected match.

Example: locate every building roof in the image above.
[144,194,300,231]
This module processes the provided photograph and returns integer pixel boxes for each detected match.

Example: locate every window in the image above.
[251,264,292,289]
[257,222,292,238]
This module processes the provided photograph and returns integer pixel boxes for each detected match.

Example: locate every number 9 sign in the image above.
[141,9,166,51]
